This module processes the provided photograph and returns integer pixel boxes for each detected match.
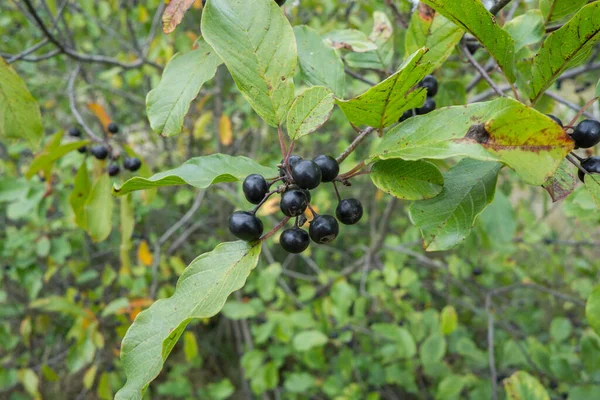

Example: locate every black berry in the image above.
[243,174,269,204]
[546,114,563,127]
[280,227,309,253]
[579,156,600,182]
[107,122,119,134]
[108,163,120,177]
[399,110,414,122]
[68,127,81,137]
[77,146,87,154]
[571,120,600,148]
[280,190,308,217]
[473,267,483,276]
[419,75,438,97]
[309,215,339,244]
[228,211,264,241]
[123,157,142,172]
[292,160,322,189]
[275,0,286,5]
[280,155,302,177]
[91,145,109,160]
[336,198,363,225]
[416,97,436,115]
[466,42,480,55]
[313,155,339,182]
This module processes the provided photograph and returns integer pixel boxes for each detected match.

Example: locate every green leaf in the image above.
[284,373,317,393]
[420,333,446,365]
[324,29,378,52]
[221,300,257,320]
[504,10,545,52]
[440,305,458,335]
[345,12,394,70]
[370,159,443,200]
[371,98,574,185]
[183,331,199,363]
[421,0,516,82]
[17,368,39,398]
[409,159,501,251]
[116,241,262,400]
[294,25,345,98]
[286,86,334,140]
[542,159,576,202]
[584,174,600,208]
[371,324,417,358]
[113,154,276,196]
[101,298,129,317]
[540,0,588,23]
[550,317,572,342]
[147,39,221,137]
[84,174,113,242]
[530,2,600,103]
[586,285,600,336]
[336,48,434,130]
[25,131,89,179]
[405,4,463,69]
[202,0,296,127]
[69,160,91,229]
[0,58,44,147]
[503,371,550,400]
[292,330,328,352]
[479,190,516,245]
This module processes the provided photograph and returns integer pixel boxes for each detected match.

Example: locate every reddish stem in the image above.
[260,216,290,241]
[568,97,599,127]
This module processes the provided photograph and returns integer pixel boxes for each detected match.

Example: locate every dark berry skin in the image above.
[280,227,309,253]
[416,97,436,115]
[77,146,87,154]
[108,163,120,177]
[546,114,563,127]
[309,215,339,244]
[276,0,286,5]
[336,198,363,225]
[90,145,109,160]
[419,75,438,97]
[229,211,264,242]
[466,42,480,55]
[399,110,414,122]
[313,155,339,182]
[292,160,322,189]
[107,122,119,134]
[280,190,308,217]
[280,155,302,177]
[473,267,483,276]
[579,156,600,182]
[123,157,142,172]
[243,174,269,204]
[68,127,81,137]
[571,120,600,148]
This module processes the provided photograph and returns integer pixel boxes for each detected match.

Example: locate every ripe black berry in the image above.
[571,120,600,148]
[336,198,363,225]
[243,174,269,204]
[68,127,81,137]
[77,146,87,154]
[280,155,302,177]
[309,215,339,244]
[313,155,339,182]
[473,267,483,276]
[579,156,600,182]
[546,114,563,127]
[419,75,438,97]
[399,110,414,122]
[123,157,142,172]
[466,42,480,55]
[91,145,109,160]
[228,211,264,241]
[280,227,309,253]
[292,160,322,189]
[416,97,436,115]
[280,190,308,217]
[108,163,120,177]
[107,122,119,134]
[276,0,286,5]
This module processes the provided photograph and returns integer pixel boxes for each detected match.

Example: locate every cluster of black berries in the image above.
[399,75,439,122]
[68,123,142,177]
[228,155,363,253]
[203,0,285,6]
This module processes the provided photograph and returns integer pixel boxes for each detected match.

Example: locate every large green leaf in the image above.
[113,154,277,196]
[336,48,433,131]
[504,10,545,52]
[286,86,334,140]
[540,0,588,23]
[409,159,501,251]
[405,4,463,69]
[503,371,550,400]
[421,0,516,82]
[587,285,600,336]
[116,241,262,400]
[202,0,296,127]
[585,174,600,208]
[345,12,395,70]
[84,174,113,242]
[370,159,444,200]
[0,58,44,147]
[69,160,91,229]
[370,98,574,185]
[294,25,345,98]
[530,2,600,103]
[146,40,221,137]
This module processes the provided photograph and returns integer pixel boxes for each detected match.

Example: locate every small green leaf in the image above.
[409,159,501,251]
[336,48,433,130]
[84,174,113,242]
[286,86,334,140]
[540,0,588,23]
[421,0,516,82]
[585,174,600,208]
[113,154,276,196]
[202,0,296,127]
[503,371,550,400]
[550,317,572,342]
[183,331,199,362]
[420,333,446,365]
[371,324,417,358]
[292,330,328,352]
[324,29,378,52]
[284,373,316,393]
[222,300,257,320]
[147,40,221,137]
[70,160,91,229]
[345,12,394,70]
[26,131,89,179]
[440,305,458,335]
[586,285,600,336]
[116,241,262,400]
[504,10,545,52]
[530,2,600,103]
[294,25,345,98]
[101,298,129,317]
[370,159,443,200]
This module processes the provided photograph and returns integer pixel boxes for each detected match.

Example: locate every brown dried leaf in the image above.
[162,0,196,34]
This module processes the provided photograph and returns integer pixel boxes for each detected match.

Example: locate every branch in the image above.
[489,0,513,15]
[461,42,506,97]
[336,127,375,164]
[344,67,376,86]
[67,66,104,143]
[545,92,596,120]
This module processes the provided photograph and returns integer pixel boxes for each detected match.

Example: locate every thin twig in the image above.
[260,217,291,241]
[67,66,104,143]
[461,42,506,97]
[489,0,513,15]
[567,96,599,126]
[545,92,597,120]
[336,127,374,164]
[344,67,376,86]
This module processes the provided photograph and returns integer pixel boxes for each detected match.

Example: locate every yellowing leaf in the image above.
[83,365,98,389]
[87,103,112,131]
[219,115,233,146]
[137,240,154,266]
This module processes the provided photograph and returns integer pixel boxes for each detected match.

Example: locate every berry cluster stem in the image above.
[566,154,588,175]
[252,190,278,214]
[567,97,599,128]
[339,161,366,179]
[277,125,287,159]
[336,127,375,164]
[260,216,290,241]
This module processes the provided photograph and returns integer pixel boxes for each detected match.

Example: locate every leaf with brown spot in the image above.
[542,159,576,202]
[162,0,196,34]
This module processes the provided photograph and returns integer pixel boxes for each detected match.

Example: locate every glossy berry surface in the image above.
[336,198,363,225]
[292,160,322,189]
[123,157,142,172]
[309,215,339,244]
[313,155,339,182]
[280,227,309,253]
[68,127,81,137]
[107,122,119,134]
[416,97,436,115]
[77,146,87,154]
[91,145,109,160]
[546,114,563,127]
[571,120,600,148]
[419,75,438,97]
[243,174,269,204]
[108,163,120,177]
[399,110,414,122]
[466,42,480,55]
[580,156,600,182]
[228,211,263,241]
[280,154,302,176]
[280,190,308,217]
[276,0,286,5]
